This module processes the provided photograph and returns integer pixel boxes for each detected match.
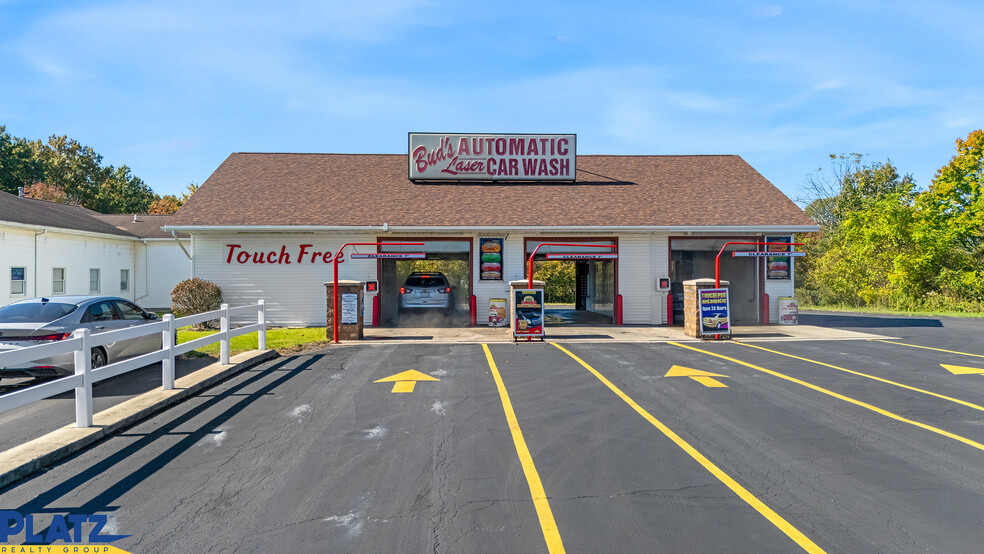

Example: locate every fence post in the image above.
[72,328,93,428]
[162,314,175,390]
[257,299,267,351]
[220,303,230,365]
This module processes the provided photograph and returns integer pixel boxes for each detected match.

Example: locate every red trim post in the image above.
[667,294,673,325]
[762,293,770,325]
[616,294,623,325]
[714,241,803,288]
[333,242,425,343]
[469,295,477,326]
[527,242,618,289]
[372,295,380,327]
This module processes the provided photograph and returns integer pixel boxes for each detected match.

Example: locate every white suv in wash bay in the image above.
[399,273,455,313]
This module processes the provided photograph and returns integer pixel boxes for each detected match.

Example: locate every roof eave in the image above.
[0,220,140,240]
[163,224,820,233]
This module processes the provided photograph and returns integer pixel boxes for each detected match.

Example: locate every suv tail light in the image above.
[400,287,412,294]
[440,287,451,293]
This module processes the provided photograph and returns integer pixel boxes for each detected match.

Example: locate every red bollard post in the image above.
[762,293,769,325]
[667,294,673,325]
[372,295,380,327]
[616,294,623,325]
[469,295,477,326]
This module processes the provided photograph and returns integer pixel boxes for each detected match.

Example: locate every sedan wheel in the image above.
[91,348,107,369]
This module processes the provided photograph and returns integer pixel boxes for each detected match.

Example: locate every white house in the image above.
[0,190,191,310]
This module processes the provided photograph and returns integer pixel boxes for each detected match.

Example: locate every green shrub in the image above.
[171,278,223,329]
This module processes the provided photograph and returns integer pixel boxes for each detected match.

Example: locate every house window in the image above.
[10,267,26,295]
[53,268,66,294]
[89,268,101,294]
[120,269,129,292]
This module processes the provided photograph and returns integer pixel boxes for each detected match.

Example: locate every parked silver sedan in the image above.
[0,296,161,379]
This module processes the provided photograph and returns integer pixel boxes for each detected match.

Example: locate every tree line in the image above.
[0,125,193,214]
[796,130,983,312]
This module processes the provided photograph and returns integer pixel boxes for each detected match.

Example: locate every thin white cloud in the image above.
[751,5,784,18]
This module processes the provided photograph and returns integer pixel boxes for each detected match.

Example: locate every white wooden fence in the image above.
[0,300,266,428]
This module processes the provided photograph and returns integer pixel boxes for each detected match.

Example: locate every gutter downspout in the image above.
[34,228,46,296]
[135,240,151,302]
[172,231,192,261]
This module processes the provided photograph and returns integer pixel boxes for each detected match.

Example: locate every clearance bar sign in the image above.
[409,133,576,181]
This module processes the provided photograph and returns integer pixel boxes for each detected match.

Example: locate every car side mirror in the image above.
[146,312,159,320]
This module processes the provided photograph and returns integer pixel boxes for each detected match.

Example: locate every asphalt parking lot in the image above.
[1,312,983,552]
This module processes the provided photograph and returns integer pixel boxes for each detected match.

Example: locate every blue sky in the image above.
[1,0,981,203]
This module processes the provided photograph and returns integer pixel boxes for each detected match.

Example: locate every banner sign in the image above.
[479,238,503,280]
[489,298,508,327]
[513,289,544,338]
[765,236,793,280]
[698,288,731,335]
[409,133,576,181]
[544,253,618,260]
[350,252,426,259]
[732,251,806,257]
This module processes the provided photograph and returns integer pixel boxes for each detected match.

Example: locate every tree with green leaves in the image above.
[911,130,984,304]
[93,164,156,213]
[0,126,44,195]
[798,134,984,311]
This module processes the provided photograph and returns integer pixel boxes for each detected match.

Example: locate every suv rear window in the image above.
[0,302,78,323]
[406,275,448,287]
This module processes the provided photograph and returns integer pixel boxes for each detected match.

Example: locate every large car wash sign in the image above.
[409,133,576,181]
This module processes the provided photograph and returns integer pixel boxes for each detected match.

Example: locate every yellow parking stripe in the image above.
[670,342,984,453]
[552,343,824,553]
[874,340,984,359]
[482,344,565,554]
[736,342,984,413]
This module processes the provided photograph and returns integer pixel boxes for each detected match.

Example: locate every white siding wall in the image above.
[137,241,192,309]
[1,225,137,304]
[0,227,36,300]
[652,233,670,324]
[192,232,377,326]
[184,229,802,327]
[616,234,653,324]
[473,234,522,323]
[764,275,795,323]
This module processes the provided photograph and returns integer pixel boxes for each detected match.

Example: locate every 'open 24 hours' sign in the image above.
[698,288,731,336]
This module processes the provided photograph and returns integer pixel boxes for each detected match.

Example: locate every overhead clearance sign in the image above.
[409,133,576,181]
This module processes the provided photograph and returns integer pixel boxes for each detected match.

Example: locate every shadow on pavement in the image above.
[800,313,944,328]
[6,354,322,525]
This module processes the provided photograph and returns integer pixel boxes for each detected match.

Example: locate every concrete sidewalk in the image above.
[358,323,892,344]
[0,349,277,490]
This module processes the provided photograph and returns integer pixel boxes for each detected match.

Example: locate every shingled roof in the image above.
[170,153,816,228]
[93,214,186,239]
[0,191,136,238]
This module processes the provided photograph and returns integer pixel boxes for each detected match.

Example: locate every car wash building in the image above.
[164,133,817,328]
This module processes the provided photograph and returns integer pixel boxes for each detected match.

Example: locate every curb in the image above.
[0,349,279,491]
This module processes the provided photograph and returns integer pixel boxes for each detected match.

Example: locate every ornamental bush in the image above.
[171,278,223,329]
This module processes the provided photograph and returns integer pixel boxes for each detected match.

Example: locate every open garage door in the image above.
[378,239,472,327]
[669,237,761,324]
[525,238,617,325]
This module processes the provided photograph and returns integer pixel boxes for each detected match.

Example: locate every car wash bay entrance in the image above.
[377,239,472,327]
[525,238,617,325]
[669,237,762,324]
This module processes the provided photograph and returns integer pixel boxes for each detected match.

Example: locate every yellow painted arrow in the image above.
[942,364,984,375]
[374,369,440,393]
[664,365,729,388]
